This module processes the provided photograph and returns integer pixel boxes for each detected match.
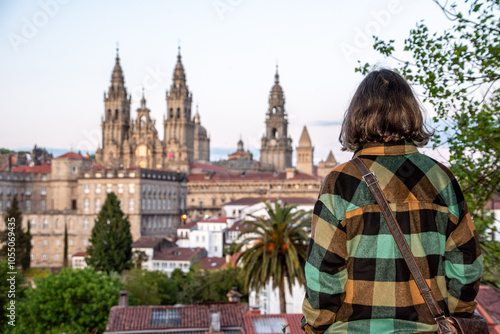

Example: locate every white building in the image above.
[176,216,231,257]
[71,252,88,269]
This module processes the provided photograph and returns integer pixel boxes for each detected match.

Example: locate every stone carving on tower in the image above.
[163,48,195,172]
[260,66,293,172]
[96,49,131,168]
[96,47,210,171]
[125,91,163,169]
[296,126,314,175]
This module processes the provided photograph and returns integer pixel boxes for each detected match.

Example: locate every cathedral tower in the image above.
[296,126,314,175]
[164,48,195,172]
[96,49,131,167]
[260,66,293,171]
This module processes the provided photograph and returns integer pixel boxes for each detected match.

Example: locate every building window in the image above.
[31,240,35,246]
[42,254,47,260]
[152,199,156,210]
[83,240,88,246]
[141,199,145,210]
[84,199,89,211]
[129,184,135,193]
[72,166,77,174]
[106,184,112,193]
[199,201,203,208]
[95,199,101,212]
[13,187,17,195]
[95,185,101,194]
[41,187,46,196]
[42,219,49,230]
[129,199,134,211]
[69,240,73,246]
[147,199,151,210]
[0,187,2,195]
[71,199,77,210]
[0,201,2,211]
[117,184,124,194]
[43,239,48,246]
[83,185,90,194]
[25,200,31,212]
[6,187,10,196]
[31,254,35,260]
[83,218,89,230]
[30,219,36,229]
[55,254,60,260]
[41,200,46,211]
[56,239,60,246]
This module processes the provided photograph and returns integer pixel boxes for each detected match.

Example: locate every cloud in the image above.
[309,120,343,127]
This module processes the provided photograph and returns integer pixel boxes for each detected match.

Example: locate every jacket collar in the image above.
[353,141,419,158]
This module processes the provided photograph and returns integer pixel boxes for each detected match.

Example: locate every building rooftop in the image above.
[224,197,316,207]
[105,303,247,333]
[132,237,174,249]
[152,247,204,262]
[55,152,88,159]
[197,216,227,223]
[11,165,51,173]
[196,257,227,270]
[188,171,319,182]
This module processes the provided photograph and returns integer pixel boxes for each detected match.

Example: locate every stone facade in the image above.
[0,153,186,268]
[296,126,314,176]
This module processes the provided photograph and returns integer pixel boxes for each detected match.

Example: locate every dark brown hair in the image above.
[340,69,433,151]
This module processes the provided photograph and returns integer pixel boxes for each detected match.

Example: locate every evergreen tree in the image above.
[0,197,32,270]
[63,223,68,268]
[86,192,133,273]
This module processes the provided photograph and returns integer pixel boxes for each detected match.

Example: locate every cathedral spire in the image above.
[140,87,147,109]
[275,63,279,84]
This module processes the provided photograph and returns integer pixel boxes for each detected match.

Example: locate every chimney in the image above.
[119,290,129,306]
[226,287,243,303]
[209,312,221,332]
[285,167,296,179]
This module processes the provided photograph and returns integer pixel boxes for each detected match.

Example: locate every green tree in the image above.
[8,267,123,334]
[0,197,31,270]
[178,266,246,304]
[86,192,133,273]
[356,0,500,286]
[63,222,68,268]
[0,260,25,331]
[236,201,310,313]
[121,269,180,305]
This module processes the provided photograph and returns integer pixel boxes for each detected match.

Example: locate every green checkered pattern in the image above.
[301,142,482,334]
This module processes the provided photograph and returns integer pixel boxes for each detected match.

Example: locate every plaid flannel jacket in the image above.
[301,142,482,334]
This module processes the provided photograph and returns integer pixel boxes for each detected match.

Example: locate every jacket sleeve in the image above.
[301,173,348,334]
[444,180,482,317]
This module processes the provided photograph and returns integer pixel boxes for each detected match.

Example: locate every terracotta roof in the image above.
[178,221,198,230]
[12,165,51,173]
[243,313,303,334]
[105,303,247,332]
[188,171,319,182]
[476,286,500,333]
[152,247,203,262]
[197,216,227,223]
[55,152,88,159]
[196,257,227,270]
[72,252,88,257]
[190,163,230,172]
[132,237,171,249]
[224,197,316,207]
[227,222,248,232]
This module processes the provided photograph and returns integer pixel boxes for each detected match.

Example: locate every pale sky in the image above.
[0,0,452,164]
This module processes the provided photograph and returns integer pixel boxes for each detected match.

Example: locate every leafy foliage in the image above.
[0,260,25,331]
[121,269,179,305]
[7,268,123,334]
[86,192,133,273]
[236,201,311,313]
[356,0,500,286]
[0,197,31,270]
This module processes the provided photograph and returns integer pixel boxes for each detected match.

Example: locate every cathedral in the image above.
[95,48,210,172]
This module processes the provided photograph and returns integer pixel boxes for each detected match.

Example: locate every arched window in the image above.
[140,116,146,128]
[107,109,111,120]
[169,108,173,118]
[176,108,180,118]
[272,107,277,113]
[272,128,278,138]
[115,109,119,119]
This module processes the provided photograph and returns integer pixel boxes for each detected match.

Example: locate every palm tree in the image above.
[236,200,311,313]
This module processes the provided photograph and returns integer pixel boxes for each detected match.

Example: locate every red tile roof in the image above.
[190,163,230,172]
[55,152,88,159]
[178,221,198,230]
[72,252,88,257]
[105,303,247,332]
[197,216,227,223]
[224,197,316,207]
[188,171,319,182]
[243,313,303,334]
[12,165,51,173]
[476,286,500,333]
[152,247,204,262]
[196,257,227,270]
